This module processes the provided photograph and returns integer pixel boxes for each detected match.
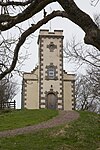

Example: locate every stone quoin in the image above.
[21,29,75,110]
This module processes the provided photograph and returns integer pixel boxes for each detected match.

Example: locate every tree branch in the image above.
[0,0,34,6]
[0,0,100,79]
[0,10,68,80]
[58,0,100,50]
[0,0,100,51]
[0,0,55,31]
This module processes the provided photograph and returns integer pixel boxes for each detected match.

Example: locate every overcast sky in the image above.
[15,0,100,108]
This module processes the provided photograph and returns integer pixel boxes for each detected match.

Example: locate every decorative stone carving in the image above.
[45,63,58,80]
[47,42,57,52]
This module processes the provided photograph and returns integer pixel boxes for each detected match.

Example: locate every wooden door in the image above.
[47,93,57,109]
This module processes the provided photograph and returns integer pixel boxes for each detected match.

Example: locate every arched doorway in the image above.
[47,93,57,109]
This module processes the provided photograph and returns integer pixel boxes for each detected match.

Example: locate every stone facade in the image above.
[21,29,75,110]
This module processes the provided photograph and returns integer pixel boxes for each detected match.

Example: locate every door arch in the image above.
[47,93,57,109]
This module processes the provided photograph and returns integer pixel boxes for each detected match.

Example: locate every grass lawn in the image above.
[0,109,58,131]
[0,111,99,150]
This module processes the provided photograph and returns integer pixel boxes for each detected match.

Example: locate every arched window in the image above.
[45,63,58,80]
[48,67,55,79]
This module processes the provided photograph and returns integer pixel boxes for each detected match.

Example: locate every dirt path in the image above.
[0,110,79,137]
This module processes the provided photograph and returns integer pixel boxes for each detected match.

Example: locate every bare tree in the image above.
[75,68,100,113]
[63,28,100,113]
[0,0,99,80]
[87,65,100,102]
[75,75,92,111]
[0,78,18,109]
[64,37,100,69]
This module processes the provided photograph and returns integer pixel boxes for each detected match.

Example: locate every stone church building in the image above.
[21,29,75,110]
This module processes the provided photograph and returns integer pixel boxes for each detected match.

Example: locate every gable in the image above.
[23,66,38,80]
[63,70,75,81]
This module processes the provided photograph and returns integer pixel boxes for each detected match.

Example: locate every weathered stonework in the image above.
[21,29,75,110]
[47,42,57,52]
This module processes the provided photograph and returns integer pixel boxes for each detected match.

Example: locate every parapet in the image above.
[37,29,63,44]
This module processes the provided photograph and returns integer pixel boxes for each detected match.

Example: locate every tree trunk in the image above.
[58,0,100,50]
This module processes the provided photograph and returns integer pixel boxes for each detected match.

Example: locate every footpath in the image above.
[0,110,79,137]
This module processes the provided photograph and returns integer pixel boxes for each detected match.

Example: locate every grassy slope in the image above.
[0,111,99,150]
[0,109,58,131]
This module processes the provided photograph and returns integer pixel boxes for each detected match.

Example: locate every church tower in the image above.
[38,30,64,109]
[21,29,75,110]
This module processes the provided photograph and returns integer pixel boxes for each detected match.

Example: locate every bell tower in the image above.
[38,30,64,109]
